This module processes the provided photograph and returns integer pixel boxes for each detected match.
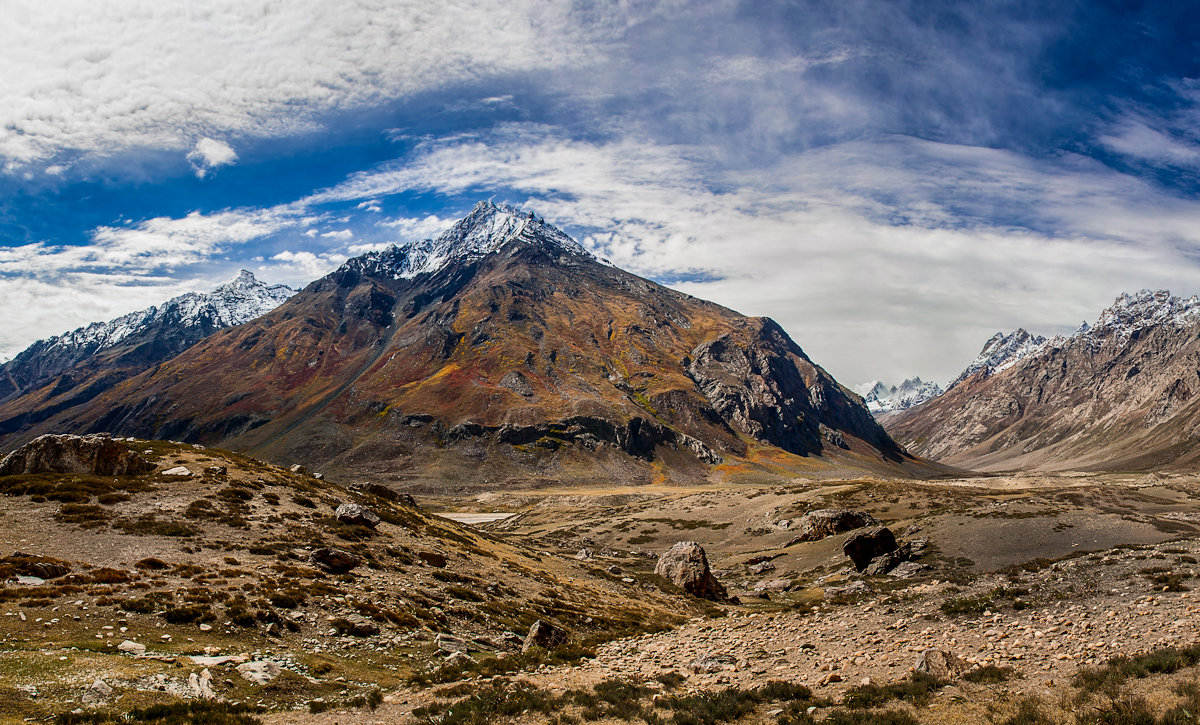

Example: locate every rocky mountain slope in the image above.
[857,378,943,414]
[0,202,926,487]
[886,289,1200,471]
[0,271,294,437]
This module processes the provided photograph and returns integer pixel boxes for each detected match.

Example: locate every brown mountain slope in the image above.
[2,203,932,487]
[886,290,1200,472]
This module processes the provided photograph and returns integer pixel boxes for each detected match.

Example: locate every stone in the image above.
[313,473,324,480]
[445,651,474,667]
[654,541,728,601]
[198,623,213,632]
[236,660,282,685]
[205,466,227,476]
[749,561,776,575]
[796,509,882,542]
[0,434,155,477]
[189,654,249,666]
[2,554,70,579]
[310,547,362,574]
[864,550,907,576]
[689,654,736,673]
[189,669,215,699]
[417,551,447,568]
[436,633,470,653]
[753,578,792,592]
[86,679,113,701]
[824,580,872,597]
[341,619,379,637]
[842,527,898,572]
[289,464,307,474]
[162,466,193,477]
[522,619,568,653]
[575,548,594,560]
[887,561,930,579]
[117,639,146,655]
[335,503,380,529]
[915,649,968,679]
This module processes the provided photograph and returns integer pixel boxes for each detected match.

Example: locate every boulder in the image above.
[289,464,307,475]
[915,649,968,679]
[0,434,154,477]
[236,660,282,685]
[654,541,728,601]
[575,548,594,560]
[117,640,146,655]
[436,633,470,653]
[335,503,380,529]
[888,561,930,579]
[188,669,215,700]
[521,619,568,653]
[842,527,898,572]
[161,466,193,477]
[205,466,227,476]
[310,547,362,574]
[417,551,447,568]
[864,549,907,576]
[796,509,881,542]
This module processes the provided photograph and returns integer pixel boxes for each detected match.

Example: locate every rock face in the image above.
[0,434,153,476]
[522,619,568,653]
[796,509,881,542]
[655,541,728,601]
[335,503,380,529]
[842,527,898,572]
[310,547,361,574]
[0,202,920,486]
[887,289,1200,471]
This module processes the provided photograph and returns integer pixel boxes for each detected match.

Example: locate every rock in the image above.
[417,551,447,568]
[313,473,324,480]
[0,434,155,477]
[654,541,728,601]
[842,527,898,572]
[161,466,192,477]
[915,649,968,679]
[689,654,736,673]
[289,464,307,475]
[436,633,470,653]
[825,580,872,597]
[749,561,776,575]
[341,619,379,637]
[264,622,281,637]
[84,679,113,702]
[606,564,622,575]
[189,669,215,699]
[887,561,930,579]
[236,660,282,685]
[865,550,907,576]
[335,503,380,529]
[818,672,843,686]
[445,651,474,666]
[310,547,361,574]
[2,554,70,579]
[117,640,146,655]
[903,524,922,536]
[522,619,568,653]
[575,548,594,560]
[753,578,792,592]
[500,370,535,397]
[797,509,881,542]
[189,654,249,666]
[198,623,213,632]
[205,466,227,476]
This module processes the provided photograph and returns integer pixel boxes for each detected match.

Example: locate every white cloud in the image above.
[320,229,354,240]
[186,137,238,178]
[267,250,343,279]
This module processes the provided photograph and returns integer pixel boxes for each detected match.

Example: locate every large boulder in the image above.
[654,541,728,601]
[335,503,380,529]
[521,619,568,653]
[0,434,154,477]
[796,509,881,542]
[310,547,362,574]
[842,527,898,572]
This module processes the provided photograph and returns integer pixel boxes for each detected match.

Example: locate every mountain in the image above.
[0,270,295,436]
[857,377,943,414]
[0,202,928,488]
[886,289,1200,471]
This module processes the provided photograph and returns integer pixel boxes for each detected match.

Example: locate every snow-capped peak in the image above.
[859,377,943,414]
[42,270,295,356]
[1088,289,1200,343]
[342,201,592,280]
[947,328,1048,390]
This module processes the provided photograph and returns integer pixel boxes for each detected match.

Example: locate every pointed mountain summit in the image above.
[860,377,943,415]
[887,289,1200,471]
[0,271,294,436]
[0,203,927,488]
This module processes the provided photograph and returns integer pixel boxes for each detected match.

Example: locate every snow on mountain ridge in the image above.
[860,377,943,414]
[342,201,592,280]
[44,270,294,355]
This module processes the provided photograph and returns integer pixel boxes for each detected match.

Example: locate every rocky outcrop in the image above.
[655,541,728,601]
[0,434,154,476]
[842,527,898,572]
[335,503,380,529]
[310,547,361,574]
[522,619,568,652]
[796,509,881,542]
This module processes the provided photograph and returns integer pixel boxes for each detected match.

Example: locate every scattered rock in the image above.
[417,551,447,568]
[161,466,193,477]
[522,619,568,653]
[689,654,736,673]
[83,679,113,703]
[824,580,872,597]
[915,648,969,679]
[749,561,776,575]
[2,554,70,579]
[205,466,227,476]
[198,623,213,632]
[189,655,249,666]
[445,651,474,667]
[864,549,907,576]
[797,509,881,542]
[436,633,470,653]
[654,541,728,601]
[313,472,324,480]
[117,640,146,655]
[753,578,792,592]
[236,660,282,685]
[335,503,380,529]
[575,548,594,560]
[818,672,843,686]
[188,669,215,699]
[310,547,362,574]
[842,527,898,572]
[887,561,930,579]
[0,434,155,477]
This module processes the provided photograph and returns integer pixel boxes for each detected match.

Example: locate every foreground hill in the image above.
[0,271,294,438]
[1,202,929,488]
[887,289,1200,471]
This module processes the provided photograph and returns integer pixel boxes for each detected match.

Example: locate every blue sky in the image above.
[3,0,1200,386]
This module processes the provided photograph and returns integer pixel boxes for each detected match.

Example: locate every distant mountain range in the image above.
[0,271,294,437]
[0,202,929,488]
[856,378,943,414]
[886,289,1200,471]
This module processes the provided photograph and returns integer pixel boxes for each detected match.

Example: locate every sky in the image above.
[3,0,1200,387]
